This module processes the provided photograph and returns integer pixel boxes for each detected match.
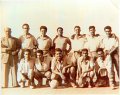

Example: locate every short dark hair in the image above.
[82,48,88,53]
[24,49,31,55]
[74,26,80,29]
[40,26,47,31]
[96,48,104,53]
[22,23,29,28]
[55,48,62,53]
[36,50,43,55]
[104,26,112,31]
[89,26,95,30]
[57,27,63,31]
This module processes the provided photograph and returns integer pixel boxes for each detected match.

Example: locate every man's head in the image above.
[36,50,43,60]
[4,27,11,37]
[57,27,63,37]
[96,48,104,58]
[22,23,30,34]
[104,26,112,37]
[82,48,88,58]
[24,49,31,60]
[89,26,95,36]
[40,26,47,36]
[74,26,81,35]
[55,48,63,61]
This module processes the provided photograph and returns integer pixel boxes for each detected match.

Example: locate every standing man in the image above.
[95,48,116,89]
[100,26,119,78]
[19,23,38,60]
[85,26,102,61]
[50,48,77,88]
[70,26,87,67]
[17,49,35,89]
[1,27,20,87]
[53,27,71,56]
[37,26,52,57]
[34,50,52,87]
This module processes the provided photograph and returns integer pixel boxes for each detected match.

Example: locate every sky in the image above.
[0,0,119,39]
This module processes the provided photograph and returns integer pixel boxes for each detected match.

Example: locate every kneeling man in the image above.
[50,48,77,88]
[95,48,116,89]
[17,49,35,89]
[77,48,95,88]
[34,50,52,87]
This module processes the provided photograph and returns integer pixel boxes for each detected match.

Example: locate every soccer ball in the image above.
[50,80,59,89]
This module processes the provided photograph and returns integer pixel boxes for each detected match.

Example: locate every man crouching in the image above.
[17,49,35,89]
[34,50,52,87]
[77,48,95,88]
[50,48,77,89]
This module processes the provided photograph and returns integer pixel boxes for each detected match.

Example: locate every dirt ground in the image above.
[1,85,120,95]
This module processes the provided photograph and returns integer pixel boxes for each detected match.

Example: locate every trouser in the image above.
[78,71,94,87]
[89,51,97,62]
[71,51,81,66]
[89,51,99,82]
[2,55,18,87]
[111,48,119,78]
[17,70,34,86]
[34,70,51,85]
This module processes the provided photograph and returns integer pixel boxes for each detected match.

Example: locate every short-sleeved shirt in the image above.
[35,56,52,72]
[37,35,52,51]
[51,56,72,72]
[71,34,87,51]
[18,58,35,74]
[85,34,102,52]
[96,55,112,70]
[19,33,37,49]
[100,34,119,51]
[53,36,71,51]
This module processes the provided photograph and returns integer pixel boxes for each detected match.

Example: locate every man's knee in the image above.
[45,71,51,79]
[51,73,59,80]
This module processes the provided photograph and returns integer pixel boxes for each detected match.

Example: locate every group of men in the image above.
[1,24,119,90]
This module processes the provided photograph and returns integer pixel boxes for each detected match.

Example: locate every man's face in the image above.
[57,29,63,36]
[37,53,43,60]
[24,51,30,60]
[82,50,88,58]
[40,29,47,36]
[22,25,29,34]
[97,51,104,58]
[89,28,95,36]
[74,27,80,35]
[4,28,11,37]
[55,51,62,61]
[104,29,112,37]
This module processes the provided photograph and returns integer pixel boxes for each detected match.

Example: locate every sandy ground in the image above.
[1,73,120,95]
[1,85,120,95]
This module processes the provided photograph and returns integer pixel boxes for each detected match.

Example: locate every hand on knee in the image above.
[70,67,75,74]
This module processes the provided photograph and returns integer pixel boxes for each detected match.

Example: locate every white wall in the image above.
[1,0,119,39]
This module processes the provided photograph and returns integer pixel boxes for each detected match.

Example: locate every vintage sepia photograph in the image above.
[0,0,119,95]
